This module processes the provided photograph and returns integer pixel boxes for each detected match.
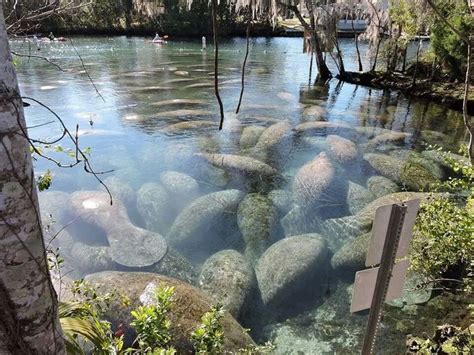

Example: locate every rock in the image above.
[149,248,197,285]
[240,126,266,150]
[364,153,404,183]
[293,152,336,209]
[268,189,293,216]
[167,190,245,263]
[136,183,174,235]
[70,191,168,268]
[255,234,329,308]
[84,271,255,351]
[331,233,370,275]
[159,171,200,210]
[199,250,256,319]
[421,149,470,172]
[326,135,358,164]
[400,153,444,191]
[194,153,279,179]
[347,182,375,215]
[103,176,136,209]
[237,194,279,264]
[281,205,322,237]
[367,176,400,198]
[70,242,115,275]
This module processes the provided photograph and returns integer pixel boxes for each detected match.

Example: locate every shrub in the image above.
[191,304,225,354]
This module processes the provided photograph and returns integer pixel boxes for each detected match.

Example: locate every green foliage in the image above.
[61,281,124,354]
[191,304,225,354]
[37,169,52,191]
[430,0,474,79]
[130,286,175,352]
[411,146,473,292]
[407,324,473,354]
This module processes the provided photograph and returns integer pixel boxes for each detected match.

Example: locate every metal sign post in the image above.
[350,199,421,355]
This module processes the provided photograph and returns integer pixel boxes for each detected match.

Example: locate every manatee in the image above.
[277,92,296,102]
[199,250,256,318]
[240,125,266,150]
[70,191,168,268]
[331,233,371,275]
[150,99,206,107]
[255,234,329,309]
[159,171,200,209]
[136,183,174,235]
[367,175,400,198]
[194,153,279,179]
[367,131,410,149]
[70,242,115,275]
[174,70,189,76]
[320,215,373,253]
[184,82,214,88]
[161,121,218,134]
[268,189,293,216]
[102,176,136,210]
[167,189,245,263]
[326,135,358,164]
[347,181,375,215]
[154,109,212,118]
[364,153,404,183]
[130,86,173,93]
[252,121,291,162]
[237,193,279,264]
[293,152,336,209]
[399,152,444,191]
[303,105,326,118]
[281,205,322,237]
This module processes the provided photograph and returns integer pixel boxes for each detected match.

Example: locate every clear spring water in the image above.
[13,36,466,353]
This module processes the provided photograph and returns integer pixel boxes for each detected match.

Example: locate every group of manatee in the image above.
[40,99,463,331]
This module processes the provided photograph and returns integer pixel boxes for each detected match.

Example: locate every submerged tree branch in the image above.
[212,0,225,130]
[236,16,251,114]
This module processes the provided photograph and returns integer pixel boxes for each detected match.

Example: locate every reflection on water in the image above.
[15,36,466,353]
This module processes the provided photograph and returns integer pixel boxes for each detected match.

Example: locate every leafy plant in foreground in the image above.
[130,286,175,352]
[411,146,473,292]
[191,303,225,354]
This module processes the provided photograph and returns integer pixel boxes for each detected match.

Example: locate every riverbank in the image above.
[337,71,474,115]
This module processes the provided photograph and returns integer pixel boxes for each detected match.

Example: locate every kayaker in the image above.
[153,33,161,42]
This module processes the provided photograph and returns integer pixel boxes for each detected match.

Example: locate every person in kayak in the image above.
[153,33,162,42]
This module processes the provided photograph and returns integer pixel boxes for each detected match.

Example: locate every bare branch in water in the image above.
[21,96,113,204]
[212,0,225,130]
[11,50,65,72]
[68,37,106,103]
[236,15,251,114]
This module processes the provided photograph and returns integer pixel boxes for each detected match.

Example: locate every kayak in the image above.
[152,39,167,44]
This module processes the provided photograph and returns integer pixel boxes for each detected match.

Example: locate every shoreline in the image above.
[337,71,474,115]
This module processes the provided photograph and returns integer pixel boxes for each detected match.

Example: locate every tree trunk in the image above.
[352,18,363,71]
[0,6,65,354]
[290,3,332,83]
[463,39,473,164]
